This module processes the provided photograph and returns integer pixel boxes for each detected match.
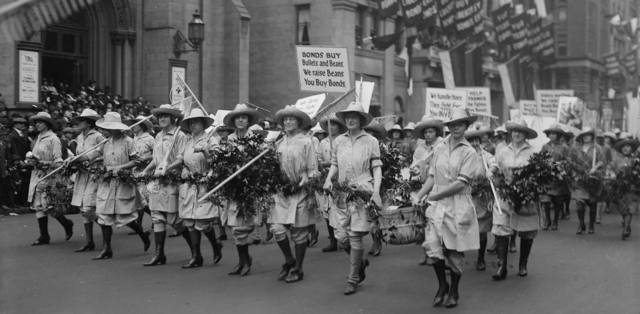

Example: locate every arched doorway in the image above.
[41,12,89,88]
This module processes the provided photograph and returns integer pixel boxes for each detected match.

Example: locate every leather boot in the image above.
[127,221,150,251]
[240,244,252,276]
[492,236,508,281]
[54,215,74,241]
[218,225,227,241]
[75,222,95,252]
[542,203,551,230]
[182,230,203,269]
[444,271,461,308]
[368,229,382,256]
[486,239,497,254]
[32,216,50,246]
[203,228,223,264]
[518,238,533,277]
[622,214,632,240]
[181,229,193,250]
[228,245,245,275]
[307,224,319,247]
[551,201,560,231]
[143,231,167,266]
[432,260,449,307]
[509,233,517,253]
[286,243,307,283]
[277,237,296,281]
[476,232,487,271]
[588,204,596,234]
[322,221,338,252]
[93,225,113,260]
[344,248,365,295]
[576,206,586,234]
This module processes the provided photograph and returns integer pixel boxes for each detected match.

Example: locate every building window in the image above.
[556,33,567,56]
[296,5,310,45]
[356,6,366,48]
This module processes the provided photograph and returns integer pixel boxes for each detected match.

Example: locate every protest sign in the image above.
[519,100,538,116]
[294,93,326,118]
[371,115,397,130]
[213,110,231,127]
[355,81,375,113]
[456,87,491,116]
[509,109,521,121]
[296,46,351,93]
[556,96,583,129]
[425,88,467,120]
[535,89,574,117]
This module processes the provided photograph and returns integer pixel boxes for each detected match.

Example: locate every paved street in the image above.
[1,212,638,314]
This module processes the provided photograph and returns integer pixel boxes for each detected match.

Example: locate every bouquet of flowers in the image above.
[331,181,380,221]
[609,156,640,200]
[470,176,493,206]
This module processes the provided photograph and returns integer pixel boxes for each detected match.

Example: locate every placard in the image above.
[425,88,467,120]
[213,110,231,126]
[456,87,491,115]
[18,49,40,103]
[170,66,186,103]
[355,81,375,113]
[535,89,574,117]
[296,46,351,93]
[519,100,538,116]
[371,115,397,130]
[294,93,326,118]
[556,96,583,129]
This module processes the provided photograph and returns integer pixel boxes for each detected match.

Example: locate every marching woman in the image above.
[70,109,105,252]
[492,120,539,280]
[611,138,639,240]
[130,115,155,231]
[177,108,223,268]
[223,103,261,276]
[323,102,383,295]
[413,109,480,308]
[140,104,191,266]
[465,126,497,271]
[270,105,319,283]
[410,115,444,265]
[571,128,605,235]
[318,114,347,253]
[28,112,74,245]
[92,112,150,260]
[540,124,571,231]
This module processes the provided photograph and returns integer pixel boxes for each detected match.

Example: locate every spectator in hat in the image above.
[8,116,31,206]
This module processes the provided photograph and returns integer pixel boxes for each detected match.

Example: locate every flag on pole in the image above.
[313,88,356,121]
[171,75,207,116]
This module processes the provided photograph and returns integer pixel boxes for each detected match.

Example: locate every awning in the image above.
[0,0,99,42]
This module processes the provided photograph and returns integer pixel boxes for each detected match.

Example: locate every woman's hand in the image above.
[371,192,382,207]
[323,180,333,191]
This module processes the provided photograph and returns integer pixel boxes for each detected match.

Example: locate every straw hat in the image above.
[414,115,444,139]
[506,120,537,139]
[465,125,494,140]
[180,108,214,130]
[10,117,27,125]
[614,138,639,152]
[576,127,596,142]
[311,123,326,135]
[132,115,153,132]
[151,104,183,118]
[444,108,477,126]
[71,108,101,123]
[364,122,387,139]
[602,132,617,141]
[336,101,373,127]
[275,105,312,130]
[319,113,347,134]
[96,112,129,130]
[543,123,566,137]
[403,122,416,131]
[223,103,260,127]
[30,112,56,128]
[495,125,507,135]
[388,124,404,138]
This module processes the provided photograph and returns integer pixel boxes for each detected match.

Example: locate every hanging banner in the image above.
[439,50,456,89]
[296,46,351,93]
[425,88,468,120]
[629,92,640,137]
[294,93,326,118]
[556,96,584,129]
[454,0,484,39]
[437,0,457,36]
[401,0,423,27]
[510,13,528,56]
[355,81,375,113]
[535,89,574,118]
[170,66,186,103]
[417,0,438,29]
[492,4,512,57]
[536,23,556,64]
[604,52,621,76]
[519,100,538,116]
[455,87,491,115]
[624,50,637,74]
[497,60,517,107]
[378,0,400,19]
[17,49,40,104]
[527,16,543,61]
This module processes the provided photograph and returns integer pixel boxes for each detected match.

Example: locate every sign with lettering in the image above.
[519,100,538,116]
[294,93,326,118]
[535,89,574,117]
[456,87,491,115]
[296,46,351,93]
[18,49,40,103]
[425,88,468,120]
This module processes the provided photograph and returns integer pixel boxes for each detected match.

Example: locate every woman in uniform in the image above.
[92,112,150,260]
[492,120,539,280]
[413,109,480,308]
[28,112,74,245]
[611,138,639,240]
[177,108,223,268]
[270,105,319,283]
[571,128,605,235]
[540,124,571,231]
[130,115,155,231]
[323,102,382,295]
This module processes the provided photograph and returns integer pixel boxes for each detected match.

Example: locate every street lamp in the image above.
[173,10,204,58]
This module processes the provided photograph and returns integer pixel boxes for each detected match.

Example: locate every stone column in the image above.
[111,32,124,95]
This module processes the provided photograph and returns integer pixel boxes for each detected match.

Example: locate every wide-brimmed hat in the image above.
[465,125,494,140]
[576,127,596,142]
[414,115,444,139]
[403,122,416,131]
[96,112,129,130]
[506,120,537,139]
[71,108,101,123]
[336,101,373,127]
[364,122,387,139]
[494,125,507,135]
[543,124,566,137]
[180,108,214,130]
[151,104,183,118]
[614,138,639,152]
[132,115,153,132]
[223,103,260,127]
[388,124,404,138]
[602,132,617,141]
[444,108,477,126]
[30,112,56,128]
[275,105,312,130]
[319,113,347,134]
[10,117,27,125]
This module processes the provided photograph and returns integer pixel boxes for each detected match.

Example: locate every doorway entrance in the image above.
[41,12,89,89]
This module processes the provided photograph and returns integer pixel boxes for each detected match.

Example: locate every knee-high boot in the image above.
[509,233,517,253]
[93,225,113,260]
[432,259,449,307]
[127,221,150,251]
[476,232,487,271]
[203,228,223,264]
[75,222,95,252]
[588,203,597,234]
[518,238,534,277]
[444,271,461,308]
[277,237,296,281]
[551,200,561,230]
[143,231,167,266]
[322,220,337,252]
[492,236,508,281]
[576,205,586,234]
[182,230,203,269]
[622,214,632,240]
[285,243,306,283]
[542,203,551,230]
[54,215,74,240]
[32,216,50,246]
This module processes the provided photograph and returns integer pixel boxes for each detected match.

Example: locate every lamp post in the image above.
[173,10,204,58]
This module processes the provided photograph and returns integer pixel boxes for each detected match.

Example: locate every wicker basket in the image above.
[378,206,425,245]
